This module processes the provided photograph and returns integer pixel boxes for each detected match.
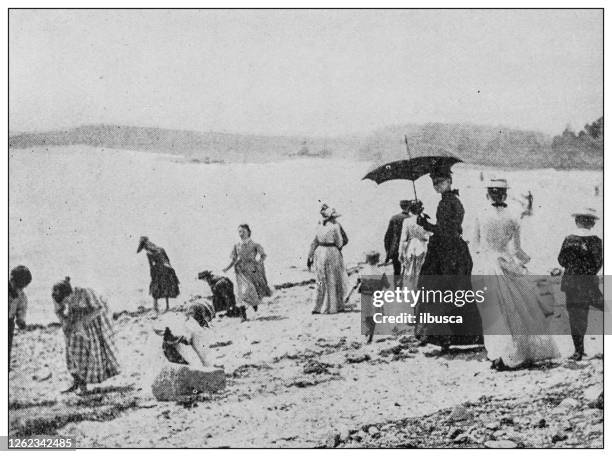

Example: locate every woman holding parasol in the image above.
[414,165,483,351]
[363,144,483,352]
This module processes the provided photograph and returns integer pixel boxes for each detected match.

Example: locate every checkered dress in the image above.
[61,287,120,384]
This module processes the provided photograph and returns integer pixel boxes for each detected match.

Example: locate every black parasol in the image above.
[362,136,462,202]
[362,155,463,184]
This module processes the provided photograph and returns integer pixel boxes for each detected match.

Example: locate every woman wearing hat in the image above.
[472,178,560,370]
[307,204,349,314]
[9,265,32,370]
[223,224,271,320]
[415,168,483,351]
[137,236,180,314]
[558,207,603,361]
[52,277,120,394]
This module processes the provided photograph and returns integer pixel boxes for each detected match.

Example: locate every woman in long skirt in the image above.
[307,205,349,314]
[52,277,120,394]
[223,224,271,321]
[472,179,560,370]
[399,200,430,290]
[416,168,483,352]
[137,236,180,313]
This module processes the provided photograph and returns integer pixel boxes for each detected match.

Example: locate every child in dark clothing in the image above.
[558,208,603,361]
[198,270,245,321]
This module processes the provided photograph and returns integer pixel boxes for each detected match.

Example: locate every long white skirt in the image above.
[474,252,560,368]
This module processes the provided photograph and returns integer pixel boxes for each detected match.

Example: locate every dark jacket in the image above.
[417,190,471,276]
[558,234,603,299]
[208,274,236,313]
[384,211,410,260]
[415,190,482,346]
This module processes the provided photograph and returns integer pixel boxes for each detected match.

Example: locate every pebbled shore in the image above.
[9,280,603,448]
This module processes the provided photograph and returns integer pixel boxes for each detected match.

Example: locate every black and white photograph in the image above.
[5,7,605,450]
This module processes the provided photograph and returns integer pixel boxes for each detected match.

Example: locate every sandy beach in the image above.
[9,275,603,448]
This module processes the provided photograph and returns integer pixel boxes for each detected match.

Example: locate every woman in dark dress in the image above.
[137,236,180,313]
[415,168,483,352]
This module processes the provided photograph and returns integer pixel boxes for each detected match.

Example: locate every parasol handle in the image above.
[404,135,419,202]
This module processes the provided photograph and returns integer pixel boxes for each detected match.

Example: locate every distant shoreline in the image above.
[9,143,603,171]
[8,122,604,170]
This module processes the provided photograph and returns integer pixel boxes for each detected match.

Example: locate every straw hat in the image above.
[571,207,599,220]
[485,178,509,189]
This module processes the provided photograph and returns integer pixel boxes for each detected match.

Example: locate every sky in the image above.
[9,9,603,136]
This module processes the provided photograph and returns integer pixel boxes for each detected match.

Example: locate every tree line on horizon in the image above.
[9,118,603,169]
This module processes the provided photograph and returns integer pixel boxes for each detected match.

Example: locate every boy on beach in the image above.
[358,251,390,344]
[557,208,603,361]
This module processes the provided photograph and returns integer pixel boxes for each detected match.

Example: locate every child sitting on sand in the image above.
[358,251,390,344]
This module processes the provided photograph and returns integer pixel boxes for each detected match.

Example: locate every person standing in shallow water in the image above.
[223,224,271,321]
[9,265,32,371]
[415,167,483,352]
[137,236,180,314]
[52,277,120,395]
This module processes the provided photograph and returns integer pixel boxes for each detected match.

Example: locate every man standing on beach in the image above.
[384,200,411,286]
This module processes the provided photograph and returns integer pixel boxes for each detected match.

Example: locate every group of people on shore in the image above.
[8,166,603,394]
[308,166,602,371]
[8,224,273,394]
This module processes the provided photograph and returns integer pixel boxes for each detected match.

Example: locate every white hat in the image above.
[485,178,509,189]
[571,207,599,220]
[320,204,341,219]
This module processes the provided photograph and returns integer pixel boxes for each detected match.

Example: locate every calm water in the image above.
[9,146,602,323]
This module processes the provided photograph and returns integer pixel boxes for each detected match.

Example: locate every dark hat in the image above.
[430,166,452,181]
[197,270,213,281]
[52,276,72,302]
[400,199,411,208]
[137,236,149,253]
[409,199,423,214]
[10,265,32,289]
[365,250,381,263]
[571,207,599,220]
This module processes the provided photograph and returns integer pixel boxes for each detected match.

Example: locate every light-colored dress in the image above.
[309,221,349,314]
[472,205,560,368]
[159,315,212,368]
[399,214,430,290]
[56,287,120,384]
[230,239,272,308]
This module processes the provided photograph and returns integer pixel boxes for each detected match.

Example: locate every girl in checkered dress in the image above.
[53,277,120,394]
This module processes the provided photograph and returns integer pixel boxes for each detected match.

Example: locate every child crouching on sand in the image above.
[359,251,390,344]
